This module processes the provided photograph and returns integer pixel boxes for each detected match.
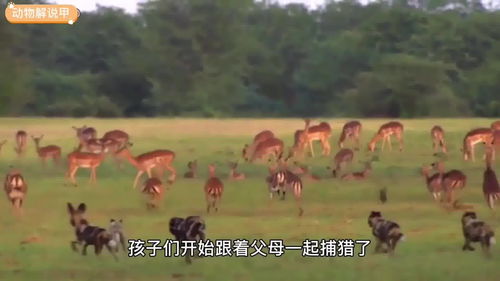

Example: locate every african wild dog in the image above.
[461,212,495,257]
[267,168,304,216]
[108,219,126,253]
[169,216,206,264]
[66,202,118,260]
[368,211,405,254]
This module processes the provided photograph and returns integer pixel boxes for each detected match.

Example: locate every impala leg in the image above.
[309,140,315,158]
[165,164,177,183]
[381,137,386,152]
[397,132,403,152]
[133,171,144,189]
[69,167,79,186]
[471,145,476,162]
[388,136,393,151]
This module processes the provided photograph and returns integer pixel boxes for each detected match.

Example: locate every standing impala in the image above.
[430,125,447,153]
[204,164,224,213]
[338,120,362,150]
[72,125,97,149]
[31,135,62,166]
[242,130,275,161]
[462,128,493,162]
[248,137,284,163]
[14,130,27,157]
[291,119,331,157]
[367,121,404,152]
[66,146,108,186]
[115,145,176,189]
[102,130,130,147]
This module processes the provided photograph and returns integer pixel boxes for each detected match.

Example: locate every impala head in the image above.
[368,211,382,227]
[367,141,376,152]
[67,202,87,228]
[208,163,216,176]
[31,134,44,145]
[228,161,238,169]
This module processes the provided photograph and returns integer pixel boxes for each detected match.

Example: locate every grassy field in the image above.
[0,118,499,281]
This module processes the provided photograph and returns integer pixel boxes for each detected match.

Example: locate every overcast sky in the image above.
[53,0,327,14]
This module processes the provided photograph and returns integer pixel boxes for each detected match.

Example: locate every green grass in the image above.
[0,118,499,281]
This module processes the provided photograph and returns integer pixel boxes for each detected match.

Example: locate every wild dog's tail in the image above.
[398,233,406,242]
[485,231,496,246]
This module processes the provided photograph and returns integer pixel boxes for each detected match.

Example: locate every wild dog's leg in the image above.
[120,232,127,252]
[462,238,474,251]
[133,170,144,189]
[374,238,383,253]
[82,243,89,255]
[71,241,80,252]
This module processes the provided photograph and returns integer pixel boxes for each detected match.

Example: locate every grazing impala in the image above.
[204,164,224,213]
[483,147,500,209]
[115,145,176,189]
[66,146,108,186]
[329,148,354,178]
[72,125,97,148]
[248,137,284,163]
[338,120,362,150]
[430,125,448,153]
[242,130,275,161]
[432,161,467,204]
[14,130,27,157]
[102,130,130,147]
[368,121,404,152]
[462,128,494,162]
[31,135,62,166]
[291,119,332,157]
[4,168,28,215]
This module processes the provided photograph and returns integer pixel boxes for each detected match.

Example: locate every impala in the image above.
[204,164,224,213]
[421,164,443,201]
[329,148,354,178]
[142,177,165,209]
[242,130,275,161]
[4,168,28,215]
[462,128,493,162]
[291,119,331,157]
[14,130,27,157]
[0,140,6,155]
[248,137,284,163]
[491,120,500,131]
[73,125,97,149]
[31,135,62,166]
[430,125,447,153]
[338,120,362,150]
[367,121,404,152]
[432,161,467,204]
[228,161,245,180]
[66,146,108,186]
[115,145,176,189]
[341,161,373,181]
[102,130,130,147]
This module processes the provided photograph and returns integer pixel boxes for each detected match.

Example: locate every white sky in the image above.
[52,0,327,14]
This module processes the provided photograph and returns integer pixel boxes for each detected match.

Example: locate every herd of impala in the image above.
[2,120,500,259]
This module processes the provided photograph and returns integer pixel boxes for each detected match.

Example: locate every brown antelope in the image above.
[73,126,97,149]
[367,121,404,152]
[491,120,500,131]
[432,161,467,204]
[183,160,198,178]
[430,125,448,153]
[462,128,494,162]
[4,168,28,215]
[421,164,443,201]
[329,148,354,178]
[31,135,62,166]
[228,162,245,180]
[204,164,224,213]
[338,120,362,150]
[248,137,284,163]
[291,119,331,157]
[141,177,165,209]
[14,130,27,157]
[115,146,176,189]
[341,161,373,180]
[242,130,275,161]
[66,146,108,186]
[483,147,500,209]
[102,130,130,147]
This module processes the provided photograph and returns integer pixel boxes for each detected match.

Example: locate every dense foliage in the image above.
[1,0,499,117]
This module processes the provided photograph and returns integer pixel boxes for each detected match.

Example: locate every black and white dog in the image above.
[169,216,206,264]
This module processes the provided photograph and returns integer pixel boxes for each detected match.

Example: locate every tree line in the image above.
[1,0,499,118]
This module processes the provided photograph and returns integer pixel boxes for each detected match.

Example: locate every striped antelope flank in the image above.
[4,168,28,215]
[248,137,284,163]
[31,135,62,166]
[228,161,245,180]
[72,125,97,150]
[432,161,467,204]
[267,169,304,216]
[367,121,404,152]
[462,128,494,162]
[0,140,6,155]
[66,203,118,260]
[421,164,443,202]
[491,120,500,131]
[328,148,354,178]
[108,219,126,253]
[102,130,130,148]
[292,119,332,157]
[115,145,177,189]
[338,120,362,150]
[66,146,108,186]
[14,130,27,157]
[482,147,500,209]
[340,161,372,181]
[461,212,495,257]
[204,164,224,213]
[430,125,448,153]
[183,160,198,178]
[141,177,165,209]
[169,216,206,264]
[368,211,405,254]
[242,130,275,162]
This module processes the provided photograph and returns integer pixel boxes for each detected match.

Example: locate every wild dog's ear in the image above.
[77,203,86,213]
[370,211,381,217]
[119,219,123,223]
[110,218,115,223]
[67,202,74,214]
[463,211,476,218]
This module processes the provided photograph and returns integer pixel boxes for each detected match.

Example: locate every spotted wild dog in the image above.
[461,212,495,257]
[430,125,448,153]
[228,161,245,180]
[328,148,354,178]
[4,168,28,215]
[242,130,275,161]
[141,177,165,209]
[421,164,443,202]
[341,161,372,181]
[462,128,494,162]
[267,168,304,216]
[483,147,500,209]
[108,219,126,253]
[368,211,405,254]
[66,202,118,260]
[338,120,362,150]
[14,130,27,157]
[204,164,224,213]
[367,121,404,152]
[31,135,62,166]
[169,216,206,264]
[183,160,198,178]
